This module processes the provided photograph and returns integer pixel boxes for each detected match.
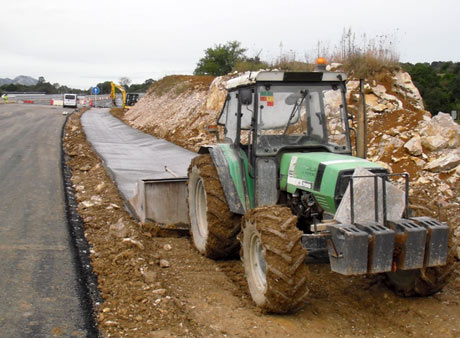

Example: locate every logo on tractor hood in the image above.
[287,176,313,189]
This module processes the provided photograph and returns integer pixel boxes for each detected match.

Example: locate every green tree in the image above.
[403,63,441,112]
[424,87,449,113]
[144,78,155,86]
[34,81,58,94]
[93,81,112,94]
[58,85,72,93]
[2,84,20,92]
[128,79,155,93]
[448,73,460,99]
[194,41,247,76]
[403,61,460,114]
[410,63,439,95]
[119,77,131,88]
[1,82,86,95]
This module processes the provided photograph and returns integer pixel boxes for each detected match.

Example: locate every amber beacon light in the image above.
[316,57,327,65]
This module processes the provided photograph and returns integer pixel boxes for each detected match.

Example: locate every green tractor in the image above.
[187,64,451,313]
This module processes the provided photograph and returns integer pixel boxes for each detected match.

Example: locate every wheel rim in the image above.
[249,230,267,292]
[194,177,208,238]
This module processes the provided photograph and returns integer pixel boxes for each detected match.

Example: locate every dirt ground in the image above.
[63,110,460,338]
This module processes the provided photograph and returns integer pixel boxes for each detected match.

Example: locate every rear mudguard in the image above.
[199,144,254,215]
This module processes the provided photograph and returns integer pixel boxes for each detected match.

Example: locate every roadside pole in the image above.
[91,86,100,108]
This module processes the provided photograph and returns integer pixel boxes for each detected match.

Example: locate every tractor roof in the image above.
[226,70,347,90]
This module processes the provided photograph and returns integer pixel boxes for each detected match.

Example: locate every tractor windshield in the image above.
[256,84,350,155]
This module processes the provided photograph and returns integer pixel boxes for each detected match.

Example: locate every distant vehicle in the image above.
[63,93,77,108]
[126,93,140,107]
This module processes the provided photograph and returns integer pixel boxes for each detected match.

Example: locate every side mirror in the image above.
[238,88,252,105]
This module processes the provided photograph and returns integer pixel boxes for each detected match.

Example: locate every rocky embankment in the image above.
[124,69,460,260]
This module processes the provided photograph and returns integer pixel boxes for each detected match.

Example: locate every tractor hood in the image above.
[280,152,386,212]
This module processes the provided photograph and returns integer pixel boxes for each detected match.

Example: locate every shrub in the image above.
[194,41,246,76]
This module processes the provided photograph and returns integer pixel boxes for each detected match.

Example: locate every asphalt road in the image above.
[0,104,89,337]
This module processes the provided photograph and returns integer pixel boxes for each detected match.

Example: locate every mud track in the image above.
[64,110,460,337]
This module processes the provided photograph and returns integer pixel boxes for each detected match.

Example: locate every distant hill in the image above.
[0,75,38,86]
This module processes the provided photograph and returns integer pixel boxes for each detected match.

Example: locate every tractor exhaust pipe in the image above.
[356,79,367,159]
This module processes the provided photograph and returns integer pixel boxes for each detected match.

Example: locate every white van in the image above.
[63,93,78,108]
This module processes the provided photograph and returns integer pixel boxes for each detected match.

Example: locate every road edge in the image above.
[61,110,102,338]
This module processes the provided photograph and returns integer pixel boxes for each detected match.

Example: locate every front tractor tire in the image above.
[240,206,309,313]
[187,155,240,259]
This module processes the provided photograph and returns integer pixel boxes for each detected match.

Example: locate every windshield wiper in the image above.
[283,90,308,135]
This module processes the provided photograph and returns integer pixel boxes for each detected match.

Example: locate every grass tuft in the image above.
[234,28,401,79]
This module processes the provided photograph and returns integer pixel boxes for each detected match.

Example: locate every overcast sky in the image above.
[1,0,459,89]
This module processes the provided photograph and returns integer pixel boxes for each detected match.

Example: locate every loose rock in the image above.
[159,259,170,268]
[109,218,128,238]
[404,135,423,156]
[424,151,460,172]
[123,238,144,250]
[79,164,92,171]
[95,182,106,193]
[142,270,157,284]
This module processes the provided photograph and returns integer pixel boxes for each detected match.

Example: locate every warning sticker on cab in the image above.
[260,91,274,107]
[287,176,313,189]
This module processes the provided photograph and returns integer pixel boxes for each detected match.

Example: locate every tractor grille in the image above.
[315,194,329,210]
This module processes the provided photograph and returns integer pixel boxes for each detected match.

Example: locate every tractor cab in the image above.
[218,69,351,158]
[210,68,365,214]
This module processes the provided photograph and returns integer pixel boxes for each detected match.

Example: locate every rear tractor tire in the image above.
[240,205,309,313]
[187,155,240,259]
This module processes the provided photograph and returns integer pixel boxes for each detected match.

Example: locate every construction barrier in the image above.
[51,99,63,106]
